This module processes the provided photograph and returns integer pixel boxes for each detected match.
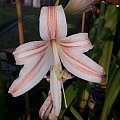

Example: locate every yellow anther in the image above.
[52,65,56,70]
[62,75,67,80]
[57,73,62,79]
[58,64,62,70]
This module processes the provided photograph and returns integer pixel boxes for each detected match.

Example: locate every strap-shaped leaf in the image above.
[59,82,78,119]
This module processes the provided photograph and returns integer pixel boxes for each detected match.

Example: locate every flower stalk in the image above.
[16,0,30,120]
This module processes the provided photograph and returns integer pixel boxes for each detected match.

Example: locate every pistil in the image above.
[51,39,67,108]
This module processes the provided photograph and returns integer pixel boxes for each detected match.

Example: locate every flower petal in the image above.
[64,0,94,14]
[59,33,93,53]
[58,46,104,83]
[50,70,61,116]
[8,44,53,97]
[49,107,57,120]
[13,41,48,65]
[39,5,67,40]
[39,92,53,119]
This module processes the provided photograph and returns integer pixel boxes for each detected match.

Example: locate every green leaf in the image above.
[59,83,78,119]
[67,23,76,28]
[55,0,59,5]
[70,105,83,120]
[101,68,120,120]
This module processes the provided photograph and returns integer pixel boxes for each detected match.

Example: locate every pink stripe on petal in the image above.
[58,33,93,54]
[9,54,44,95]
[15,47,46,65]
[49,107,56,120]
[8,45,53,97]
[64,49,103,77]
[39,92,53,119]
[39,6,67,40]
[58,33,93,53]
[13,41,49,65]
[58,46,104,83]
[14,41,47,53]
[47,6,57,39]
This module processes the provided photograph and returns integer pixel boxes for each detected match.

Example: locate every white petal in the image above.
[58,46,104,83]
[50,70,61,116]
[39,92,53,119]
[59,33,93,53]
[13,41,48,65]
[8,44,53,97]
[39,5,67,40]
[64,0,94,14]
[49,107,57,120]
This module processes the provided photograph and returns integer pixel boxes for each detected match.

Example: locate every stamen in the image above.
[62,75,68,80]
[52,65,56,70]
[57,73,62,79]
[60,79,68,108]
[58,64,62,70]
[52,63,68,108]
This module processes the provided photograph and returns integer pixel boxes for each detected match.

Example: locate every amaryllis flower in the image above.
[39,92,55,119]
[8,5,104,117]
[40,69,74,119]
[64,0,95,14]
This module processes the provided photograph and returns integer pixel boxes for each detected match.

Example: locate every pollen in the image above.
[57,73,62,79]
[52,65,56,70]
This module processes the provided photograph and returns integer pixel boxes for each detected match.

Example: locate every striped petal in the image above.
[50,70,61,116]
[8,44,53,97]
[13,41,48,65]
[39,92,53,119]
[58,46,104,83]
[58,33,93,53]
[64,0,95,15]
[39,5,67,40]
[49,107,57,120]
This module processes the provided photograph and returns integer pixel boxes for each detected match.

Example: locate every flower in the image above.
[40,69,74,119]
[39,92,53,119]
[64,0,95,14]
[8,5,104,117]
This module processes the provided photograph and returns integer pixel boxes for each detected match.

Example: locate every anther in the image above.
[52,65,56,70]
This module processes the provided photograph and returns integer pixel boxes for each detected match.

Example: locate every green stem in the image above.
[99,5,120,84]
[101,68,120,120]
[70,105,83,120]
[96,2,106,37]
[55,0,59,5]
[99,40,113,83]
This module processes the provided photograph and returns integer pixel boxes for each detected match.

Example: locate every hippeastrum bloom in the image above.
[8,5,104,117]
[40,69,74,119]
[39,92,56,120]
[64,0,95,14]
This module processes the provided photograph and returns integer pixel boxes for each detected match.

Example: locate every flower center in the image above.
[51,39,67,108]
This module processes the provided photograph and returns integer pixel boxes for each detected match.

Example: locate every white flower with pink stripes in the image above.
[8,5,104,117]
[64,0,95,14]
